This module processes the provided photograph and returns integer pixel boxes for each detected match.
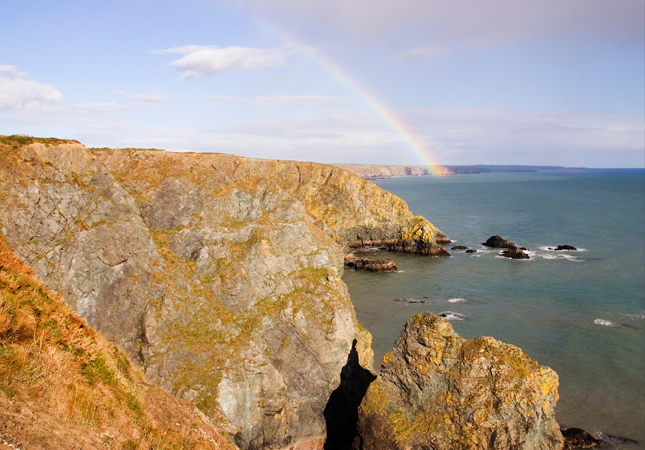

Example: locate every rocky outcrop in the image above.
[502,245,530,259]
[482,235,516,248]
[561,428,602,449]
[355,313,563,450]
[0,234,237,450]
[551,245,577,251]
[0,137,449,449]
[350,258,397,272]
[333,164,453,179]
[451,245,468,250]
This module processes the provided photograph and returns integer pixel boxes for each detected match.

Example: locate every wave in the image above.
[620,312,645,320]
[448,298,467,303]
[594,319,617,326]
[437,311,466,321]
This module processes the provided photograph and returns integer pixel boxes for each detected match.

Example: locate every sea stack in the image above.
[355,312,563,450]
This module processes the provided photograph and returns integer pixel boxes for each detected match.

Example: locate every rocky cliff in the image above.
[356,313,563,450]
[0,234,237,449]
[0,136,449,449]
[334,164,453,179]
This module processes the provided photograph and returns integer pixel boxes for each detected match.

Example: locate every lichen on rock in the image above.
[355,312,564,450]
[0,139,451,449]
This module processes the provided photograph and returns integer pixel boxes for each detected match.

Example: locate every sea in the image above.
[342,169,645,448]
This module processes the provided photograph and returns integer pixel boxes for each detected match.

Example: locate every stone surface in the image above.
[356,312,563,450]
[482,235,516,248]
[502,245,530,259]
[561,427,602,449]
[351,258,397,272]
[0,140,450,449]
[554,245,577,251]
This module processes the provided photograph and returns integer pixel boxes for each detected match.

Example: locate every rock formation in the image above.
[482,235,516,248]
[552,245,577,251]
[560,427,602,449]
[351,258,397,272]
[355,312,563,450]
[333,164,453,179]
[502,245,530,259]
[0,137,450,449]
[0,235,237,450]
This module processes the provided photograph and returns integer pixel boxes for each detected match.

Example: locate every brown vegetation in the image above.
[0,235,237,449]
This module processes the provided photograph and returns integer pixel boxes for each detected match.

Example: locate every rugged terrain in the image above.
[0,136,449,449]
[356,313,563,450]
[0,234,237,449]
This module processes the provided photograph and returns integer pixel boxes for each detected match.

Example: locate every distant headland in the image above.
[334,164,585,179]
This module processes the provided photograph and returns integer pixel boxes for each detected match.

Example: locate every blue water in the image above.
[343,170,645,447]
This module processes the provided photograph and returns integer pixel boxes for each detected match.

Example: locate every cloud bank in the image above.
[0,65,63,111]
[156,45,287,78]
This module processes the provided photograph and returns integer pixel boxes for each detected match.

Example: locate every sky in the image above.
[1,0,643,168]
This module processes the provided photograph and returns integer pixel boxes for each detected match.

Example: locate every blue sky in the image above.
[1,0,643,167]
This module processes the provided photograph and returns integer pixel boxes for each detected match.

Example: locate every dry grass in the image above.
[0,235,237,449]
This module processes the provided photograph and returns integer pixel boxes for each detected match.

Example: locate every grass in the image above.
[0,134,81,150]
[0,234,237,449]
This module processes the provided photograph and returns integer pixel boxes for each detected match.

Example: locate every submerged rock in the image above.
[353,258,397,272]
[355,312,563,450]
[465,249,477,253]
[502,245,530,259]
[451,245,468,250]
[482,235,516,248]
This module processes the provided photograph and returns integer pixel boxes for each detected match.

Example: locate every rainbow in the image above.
[260,26,445,175]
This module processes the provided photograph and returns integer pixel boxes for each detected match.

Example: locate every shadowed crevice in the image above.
[323,340,376,450]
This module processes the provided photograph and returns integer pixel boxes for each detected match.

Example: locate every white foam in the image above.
[448,298,467,303]
[437,311,466,320]
[594,319,617,326]
[621,313,645,320]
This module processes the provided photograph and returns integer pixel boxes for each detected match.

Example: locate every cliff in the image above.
[333,164,453,179]
[356,313,563,450]
[0,136,449,449]
[0,234,237,449]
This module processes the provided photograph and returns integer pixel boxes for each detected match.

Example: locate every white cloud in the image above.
[0,64,63,111]
[157,45,287,78]
[205,95,346,105]
[113,91,171,103]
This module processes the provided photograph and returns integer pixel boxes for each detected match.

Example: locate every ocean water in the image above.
[342,170,645,447]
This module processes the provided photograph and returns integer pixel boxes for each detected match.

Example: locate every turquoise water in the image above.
[343,170,645,447]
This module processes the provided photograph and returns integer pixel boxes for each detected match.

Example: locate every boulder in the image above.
[353,258,397,272]
[561,427,602,449]
[501,245,530,259]
[482,235,515,248]
[355,313,563,450]
[465,249,477,253]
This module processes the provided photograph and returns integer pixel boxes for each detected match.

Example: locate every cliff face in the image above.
[356,313,563,450]
[0,235,237,450]
[0,139,448,449]
[334,164,453,179]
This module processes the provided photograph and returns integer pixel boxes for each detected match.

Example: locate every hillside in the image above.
[0,234,237,449]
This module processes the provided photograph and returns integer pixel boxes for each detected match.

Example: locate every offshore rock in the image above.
[356,313,563,450]
[451,245,468,250]
[482,235,515,248]
[352,258,397,272]
[502,245,530,259]
[389,216,450,257]
[0,139,449,449]
[561,427,602,449]
[553,245,577,251]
